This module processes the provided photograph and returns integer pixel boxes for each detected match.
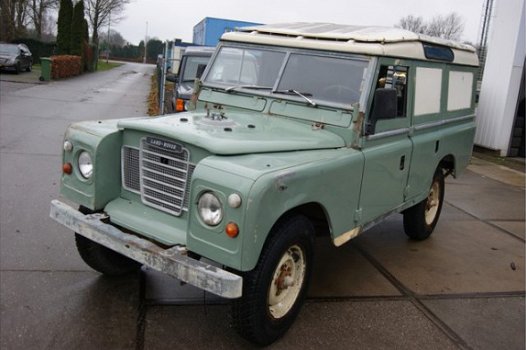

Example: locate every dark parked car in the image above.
[171,46,214,112]
[0,43,33,73]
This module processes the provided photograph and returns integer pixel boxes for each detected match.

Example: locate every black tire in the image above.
[26,62,32,72]
[74,206,141,275]
[231,215,315,346]
[75,234,142,275]
[403,168,445,240]
[15,62,21,74]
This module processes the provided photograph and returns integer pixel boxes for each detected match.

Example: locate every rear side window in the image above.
[447,71,474,111]
[423,44,454,62]
[414,67,443,116]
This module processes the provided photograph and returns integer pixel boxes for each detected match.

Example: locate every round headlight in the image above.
[78,151,93,179]
[198,192,223,226]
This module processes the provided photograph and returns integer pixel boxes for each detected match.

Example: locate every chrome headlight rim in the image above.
[197,191,224,226]
[77,151,93,179]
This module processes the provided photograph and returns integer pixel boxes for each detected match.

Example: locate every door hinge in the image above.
[403,185,410,199]
[354,208,362,222]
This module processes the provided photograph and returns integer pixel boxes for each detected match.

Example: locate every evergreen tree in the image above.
[56,0,73,54]
[83,18,89,43]
[70,0,86,56]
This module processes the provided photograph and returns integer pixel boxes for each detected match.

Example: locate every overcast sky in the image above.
[113,0,485,45]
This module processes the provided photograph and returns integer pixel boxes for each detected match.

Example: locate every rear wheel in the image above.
[403,168,445,240]
[231,215,314,345]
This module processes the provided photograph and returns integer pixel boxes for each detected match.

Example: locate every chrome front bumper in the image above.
[49,199,242,299]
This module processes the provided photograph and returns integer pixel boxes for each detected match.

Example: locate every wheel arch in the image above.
[438,153,456,177]
[270,202,331,238]
[242,201,332,272]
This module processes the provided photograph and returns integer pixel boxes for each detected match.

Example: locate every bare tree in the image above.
[40,12,57,41]
[396,12,465,41]
[1,0,30,40]
[396,15,427,34]
[100,28,125,47]
[84,0,129,46]
[28,0,58,39]
[426,13,465,41]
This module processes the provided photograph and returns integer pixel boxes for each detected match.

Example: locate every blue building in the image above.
[193,17,262,46]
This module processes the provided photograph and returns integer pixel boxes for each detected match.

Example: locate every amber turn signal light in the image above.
[63,162,73,175]
[225,222,239,238]
[175,98,185,112]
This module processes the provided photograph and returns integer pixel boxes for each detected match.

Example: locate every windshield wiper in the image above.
[224,85,273,92]
[272,89,317,107]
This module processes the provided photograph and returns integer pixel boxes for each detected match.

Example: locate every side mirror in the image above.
[365,88,397,135]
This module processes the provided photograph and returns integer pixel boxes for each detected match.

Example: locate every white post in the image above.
[143,21,148,64]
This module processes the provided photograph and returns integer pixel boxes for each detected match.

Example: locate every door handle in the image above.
[400,155,406,170]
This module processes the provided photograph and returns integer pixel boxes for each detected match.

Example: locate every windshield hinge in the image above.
[312,122,325,130]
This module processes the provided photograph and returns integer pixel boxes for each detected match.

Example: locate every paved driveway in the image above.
[0,65,43,84]
[0,63,524,349]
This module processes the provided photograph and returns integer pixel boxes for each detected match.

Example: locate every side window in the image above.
[375,65,409,117]
[414,67,442,116]
[447,71,474,111]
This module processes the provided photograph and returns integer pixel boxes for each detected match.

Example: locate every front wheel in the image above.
[403,168,445,240]
[74,206,141,275]
[75,234,142,275]
[231,215,314,345]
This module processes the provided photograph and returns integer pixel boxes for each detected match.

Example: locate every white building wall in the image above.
[475,0,526,156]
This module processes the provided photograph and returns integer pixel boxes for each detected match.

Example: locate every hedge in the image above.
[51,55,81,79]
[11,38,55,64]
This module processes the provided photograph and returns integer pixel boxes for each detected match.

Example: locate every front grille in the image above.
[122,147,140,192]
[121,138,195,216]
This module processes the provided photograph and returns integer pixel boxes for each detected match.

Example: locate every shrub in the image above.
[51,55,81,79]
[11,38,55,63]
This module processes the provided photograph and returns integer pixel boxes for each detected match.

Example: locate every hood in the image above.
[118,110,345,155]
[0,54,16,60]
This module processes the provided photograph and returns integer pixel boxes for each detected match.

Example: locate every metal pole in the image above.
[106,11,111,64]
[143,21,148,64]
[160,40,168,115]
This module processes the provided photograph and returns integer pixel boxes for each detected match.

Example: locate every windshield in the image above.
[0,44,19,55]
[181,56,210,82]
[204,45,369,106]
[206,47,285,86]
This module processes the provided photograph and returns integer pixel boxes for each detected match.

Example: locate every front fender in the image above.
[60,120,122,210]
[241,148,365,271]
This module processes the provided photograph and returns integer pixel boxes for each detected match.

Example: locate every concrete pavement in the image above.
[0,64,524,349]
[139,165,524,350]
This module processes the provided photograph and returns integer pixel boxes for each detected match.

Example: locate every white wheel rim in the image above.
[425,180,440,225]
[267,244,306,319]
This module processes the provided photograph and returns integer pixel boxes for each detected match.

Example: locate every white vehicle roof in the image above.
[221,22,479,67]
[183,46,215,55]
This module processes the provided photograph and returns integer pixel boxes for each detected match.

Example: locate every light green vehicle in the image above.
[50,23,478,345]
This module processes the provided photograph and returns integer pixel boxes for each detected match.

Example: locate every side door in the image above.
[357,59,413,224]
